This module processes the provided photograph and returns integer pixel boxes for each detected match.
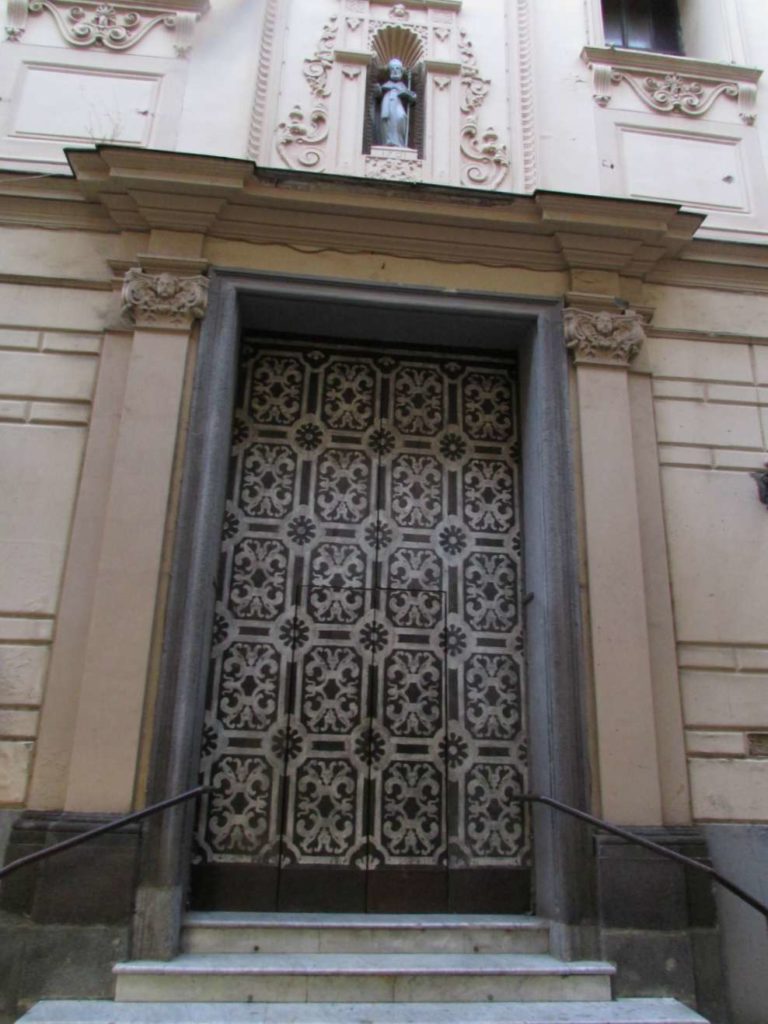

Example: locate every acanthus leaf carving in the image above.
[611,70,740,118]
[303,14,339,98]
[458,30,491,114]
[275,105,329,171]
[460,121,510,191]
[25,0,197,53]
[563,308,646,366]
[121,268,209,328]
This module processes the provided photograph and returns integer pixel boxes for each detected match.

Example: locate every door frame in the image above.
[133,271,593,958]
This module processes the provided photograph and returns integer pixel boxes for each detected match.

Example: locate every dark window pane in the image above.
[602,0,624,46]
[625,0,654,49]
[601,0,682,54]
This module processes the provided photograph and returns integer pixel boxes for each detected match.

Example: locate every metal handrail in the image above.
[0,784,209,881]
[518,793,768,921]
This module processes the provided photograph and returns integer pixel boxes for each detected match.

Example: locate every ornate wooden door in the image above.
[191,339,529,912]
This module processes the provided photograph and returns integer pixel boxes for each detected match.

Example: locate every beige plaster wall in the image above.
[0,323,102,805]
[646,287,768,822]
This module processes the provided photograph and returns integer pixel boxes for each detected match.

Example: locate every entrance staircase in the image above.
[18,913,709,1023]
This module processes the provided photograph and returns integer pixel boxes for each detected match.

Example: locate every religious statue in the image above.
[373,58,417,148]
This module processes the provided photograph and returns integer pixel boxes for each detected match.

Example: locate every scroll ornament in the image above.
[7,0,198,54]
[303,14,339,98]
[564,308,646,365]
[121,269,209,327]
[460,122,510,191]
[614,70,739,117]
[276,106,329,171]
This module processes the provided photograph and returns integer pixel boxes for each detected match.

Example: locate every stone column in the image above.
[61,264,208,815]
[564,308,663,825]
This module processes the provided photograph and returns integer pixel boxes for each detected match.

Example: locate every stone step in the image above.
[16,998,711,1023]
[113,953,615,1004]
[181,912,551,955]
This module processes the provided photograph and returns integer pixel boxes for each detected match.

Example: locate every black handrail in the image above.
[518,793,768,921]
[0,785,209,881]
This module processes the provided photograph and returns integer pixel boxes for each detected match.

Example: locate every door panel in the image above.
[191,339,529,912]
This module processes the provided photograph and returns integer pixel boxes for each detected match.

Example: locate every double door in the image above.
[192,339,529,912]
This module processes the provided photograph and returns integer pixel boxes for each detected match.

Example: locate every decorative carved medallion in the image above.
[614,71,739,118]
[11,0,199,53]
[564,308,646,365]
[304,14,339,98]
[582,48,759,125]
[121,268,208,327]
[275,106,329,171]
[389,3,408,19]
[460,122,510,190]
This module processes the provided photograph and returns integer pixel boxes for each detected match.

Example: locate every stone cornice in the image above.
[3,147,768,292]
[564,307,647,366]
[581,47,762,86]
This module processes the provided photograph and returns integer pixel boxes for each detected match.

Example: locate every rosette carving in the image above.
[564,308,646,366]
[121,269,208,328]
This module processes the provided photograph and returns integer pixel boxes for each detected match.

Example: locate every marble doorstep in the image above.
[113,953,615,1003]
[17,999,710,1023]
[182,913,550,955]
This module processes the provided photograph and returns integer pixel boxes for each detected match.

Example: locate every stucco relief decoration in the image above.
[10,0,197,52]
[614,71,739,118]
[303,14,339,99]
[365,153,419,182]
[563,308,646,366]
[460,123,509,191]
[274,15,338,172]
[276,105,329,170]
[121,268,209,327]
[457,29,510,191]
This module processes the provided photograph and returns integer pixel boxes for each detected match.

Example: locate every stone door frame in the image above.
[134,270,593,960]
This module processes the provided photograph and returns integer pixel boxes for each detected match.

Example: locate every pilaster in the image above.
[51,259,207,814]
[565,306,663,825]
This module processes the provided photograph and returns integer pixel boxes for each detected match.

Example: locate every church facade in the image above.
[0,2,767,1022]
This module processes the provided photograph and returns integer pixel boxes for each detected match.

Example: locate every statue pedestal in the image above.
[366,145,422,183]
[370,145,419,162]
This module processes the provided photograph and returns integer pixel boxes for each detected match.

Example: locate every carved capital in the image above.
[121,268,208,328]
[564,308,646,366]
